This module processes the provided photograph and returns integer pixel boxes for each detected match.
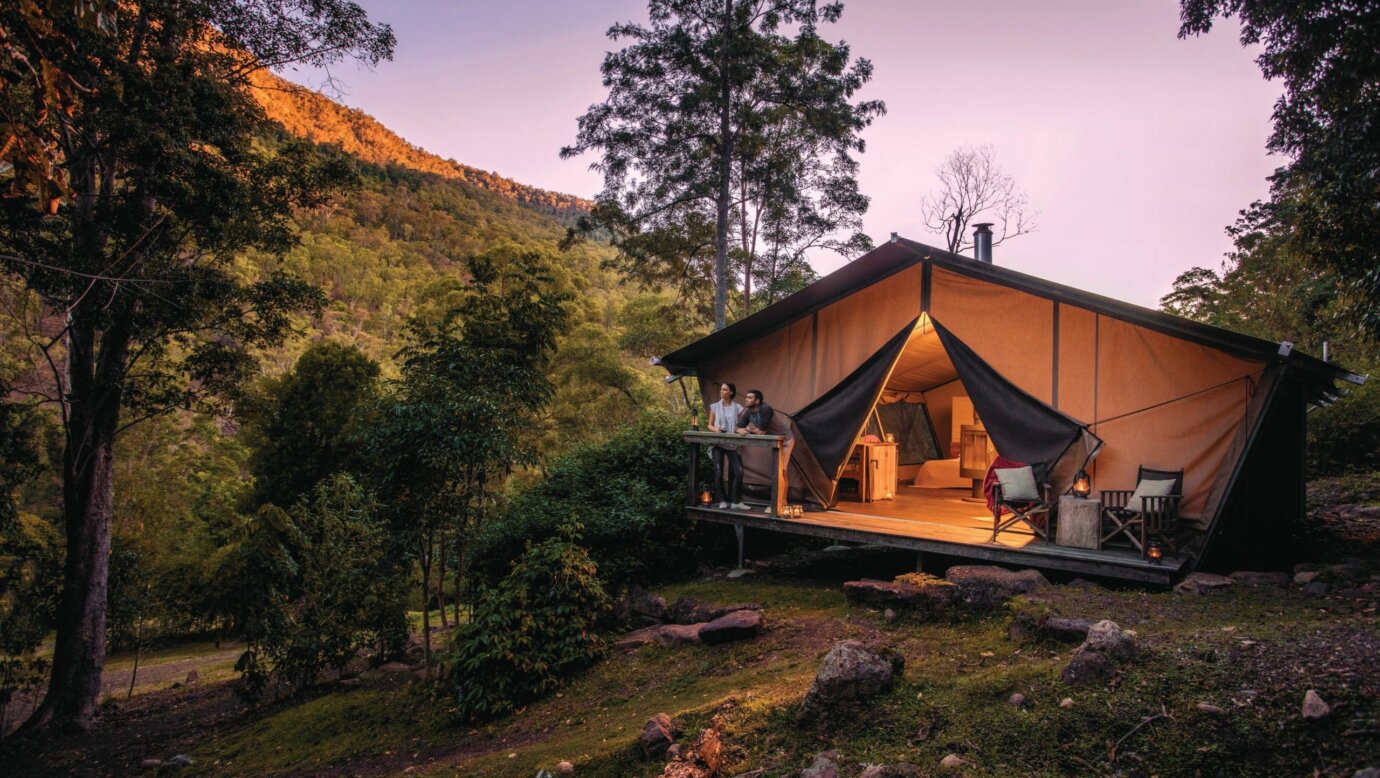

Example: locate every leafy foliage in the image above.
[1180,1,1380,337]
[0,511,60,720]
[446,536,610,722]
[562,0,883,328]
[469,413,699,591]
[238,340,380,509]
[228,474,407,701]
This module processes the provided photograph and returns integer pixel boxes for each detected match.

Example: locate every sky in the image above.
[280,0,1284,308]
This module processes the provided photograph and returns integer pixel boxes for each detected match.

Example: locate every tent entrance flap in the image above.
[930,318,1102,493]
[791,319,919,505]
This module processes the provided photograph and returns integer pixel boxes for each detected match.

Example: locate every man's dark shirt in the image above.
[745,402,774,433]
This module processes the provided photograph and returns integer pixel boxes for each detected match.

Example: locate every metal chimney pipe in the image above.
[973,223,994,263]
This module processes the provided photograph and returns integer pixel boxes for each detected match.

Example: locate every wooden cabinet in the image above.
[839,441,898,503]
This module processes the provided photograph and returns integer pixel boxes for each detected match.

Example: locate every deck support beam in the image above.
[735,523,745,570]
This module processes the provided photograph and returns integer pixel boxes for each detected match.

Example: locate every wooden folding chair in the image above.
[990,463,1052,542]
[1101,466,1184,556]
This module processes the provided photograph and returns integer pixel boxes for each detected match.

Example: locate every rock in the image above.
[1197,702,1226,716]
[617,623,704,650]
[1079,620,1137,662]
[696,728,723,774]
[378,661,412,673]
[800,751,841,778]
[666,598,761,625]
[337,677,361,687]
[1009,692,1026,708]
[1352,769,1380,778]
[798,641,903,721]
[139,758,162,769]
[623,585,670,626]
[666,744,682,760]
[1059,697,1074,709]
[698,610,763,645]
[1230,571,1289,588]
[556,761,574,774]
[842,580,954,615]
[1066,578,1104,591]
[940,753,966,769]
[1302,689,1331,720]
[1061,650,1114,686]
[1174,572,1234,595]
[184,670,199,685]
[859,765,922,778]
[1302,581,1330,597]
[163,755,194,769]
[945,566,1048,609]
[1294,570,1321,585]
[1042,617,1095,644]
[726,568,756,579]
[640,713,675,758]
[1323,562,1371,584]
[884,608,897,623]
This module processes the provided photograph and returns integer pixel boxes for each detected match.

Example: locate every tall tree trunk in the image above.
[436,529,449,628]
[418,531,434,680]
[740,178,752,316]
[713,0,733,332]
[25,307,129,732]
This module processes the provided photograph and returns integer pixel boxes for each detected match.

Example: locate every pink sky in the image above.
[282,0,1283,308]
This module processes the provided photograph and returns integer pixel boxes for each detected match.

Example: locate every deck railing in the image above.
[682,430,786,516]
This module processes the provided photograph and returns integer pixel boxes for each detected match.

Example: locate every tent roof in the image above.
[657,235,1361,404]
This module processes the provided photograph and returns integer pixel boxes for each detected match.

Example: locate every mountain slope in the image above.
[249,70,592,223]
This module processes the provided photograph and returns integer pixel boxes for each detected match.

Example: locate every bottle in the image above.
[691,408,699,430]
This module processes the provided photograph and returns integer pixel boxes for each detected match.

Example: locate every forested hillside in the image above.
[250,70,592,223]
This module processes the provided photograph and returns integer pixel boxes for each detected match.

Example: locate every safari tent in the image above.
[660,236,1361,584]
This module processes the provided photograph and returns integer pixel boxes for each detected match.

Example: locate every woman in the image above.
[708,382,747,510]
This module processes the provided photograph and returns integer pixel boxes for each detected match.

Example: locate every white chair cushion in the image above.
[1127,479,1176,513]
[995,466,1040,502]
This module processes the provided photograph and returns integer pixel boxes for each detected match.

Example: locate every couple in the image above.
[707,382,787,513]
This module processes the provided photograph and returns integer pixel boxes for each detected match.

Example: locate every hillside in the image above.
[249,69,593,223]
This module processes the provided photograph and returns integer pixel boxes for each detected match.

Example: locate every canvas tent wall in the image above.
[660,236,1354,565]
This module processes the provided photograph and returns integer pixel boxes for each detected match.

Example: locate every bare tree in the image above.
[919,144,1037,254]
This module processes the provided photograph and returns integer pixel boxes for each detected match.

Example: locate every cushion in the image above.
[1127,479,1177,513]
[995,466,1040,502]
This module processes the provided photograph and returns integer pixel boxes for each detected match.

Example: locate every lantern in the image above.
[699,488,713,505]
[1072,469,1091,499]
[1146,540,1164,564]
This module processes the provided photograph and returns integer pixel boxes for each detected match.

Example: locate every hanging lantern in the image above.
[1072,469,1091,499]
[1146,540,1164,565]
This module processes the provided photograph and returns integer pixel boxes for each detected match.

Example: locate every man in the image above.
[738,390,794,516]
[707,382,748,510]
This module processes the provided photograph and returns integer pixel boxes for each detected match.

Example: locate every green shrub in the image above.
[468,412,703,589]
[1308,367,1380,477]
[447,536,610,722]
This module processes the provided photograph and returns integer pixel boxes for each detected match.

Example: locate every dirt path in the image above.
[99,647,243,699]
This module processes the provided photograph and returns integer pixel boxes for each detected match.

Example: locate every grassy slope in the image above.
[160,574,1379,777]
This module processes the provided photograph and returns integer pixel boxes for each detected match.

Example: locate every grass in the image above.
[406,604,469,634]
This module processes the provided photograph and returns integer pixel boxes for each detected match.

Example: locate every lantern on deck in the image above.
[1146,540,1164,565]
[1072,470,1091,499]
[699,487,713,505]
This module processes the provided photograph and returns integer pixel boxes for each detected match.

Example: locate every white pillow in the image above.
[995,466,1040,502]
[1127,479,1177,513]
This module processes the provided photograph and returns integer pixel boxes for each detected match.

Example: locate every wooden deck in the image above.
[688,486,1188,585]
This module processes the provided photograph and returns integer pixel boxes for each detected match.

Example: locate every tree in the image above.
[0,1,393,732]
[562,0,883,330]
[238,341,380,510]
[358,245,570,678]
[919,144,1036,255]
[1179,1,1380,337]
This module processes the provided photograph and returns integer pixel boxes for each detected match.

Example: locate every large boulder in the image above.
[666,597,760,625]
[1079,620,1138,662]
[945,566,1048,609]
[1230,571,1289,588]
[798,641,903,721]
[617,624,703,650]
[616,585,669,627]
[1060,650,1114,686]
[842,580,954,617]
[697,610,763,645]
[1174,572,1234,595]
[640,713,676,758]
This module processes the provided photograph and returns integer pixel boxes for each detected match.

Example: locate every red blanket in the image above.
[983,455,1028,513]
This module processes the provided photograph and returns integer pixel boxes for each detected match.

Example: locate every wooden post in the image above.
[768,443,780,517]
[688,439,700,507]
[734,524,745,569]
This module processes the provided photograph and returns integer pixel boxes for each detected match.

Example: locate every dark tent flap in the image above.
[793,319,918,482]
[931,317,1101,492]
